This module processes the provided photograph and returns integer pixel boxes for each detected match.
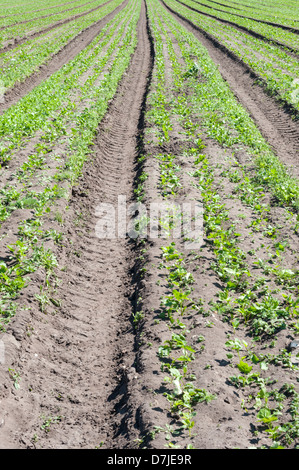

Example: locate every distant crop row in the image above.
[0,0,95,28]
[188,0,299,28]
[179,0,299,51]
[164,0,299,114]
[0,0,79,17]
[0,0,109,48]
[206,0,299,24]
[0,0,124,90]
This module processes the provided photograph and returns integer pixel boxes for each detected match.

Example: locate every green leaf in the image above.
[237,360,252,375]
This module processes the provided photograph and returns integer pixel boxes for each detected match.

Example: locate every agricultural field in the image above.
[0,0,298,451]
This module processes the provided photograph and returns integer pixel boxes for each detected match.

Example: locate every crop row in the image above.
[0,0,124,90]
[0,0,80,16]
[188,0,299,28]
[180,0,299,51]
[0,0,109,48]
[131,0,299,448]
[0,0,95,28]
[0,0,129,170]
[0,0,140,328]
[164,0,299,212]
[163,0,299,444]
[154,0,299,293]
[183,0,299,53]
[134,0,218,446]
[225,0,298,15]
[163,0,299,114]
[217,0,299,22]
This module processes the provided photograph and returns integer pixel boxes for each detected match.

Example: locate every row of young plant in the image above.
[243,0,299,18]
[200,0,299,23]
[0,0,125,90]
[158,0,299,447]
[0,0,92,27]
[0,0,109,48]
[156,0,299,338]
[162,0,299,212]
[138,0,299,448]
[134,1,218,447]
[0,0,130,172]
[1,0,138,196]
[219,0,299,23]
[158,1,299,216]
[0,0,141,329]
[163,0,299,113]
[0,0,81,18]
[190,157,299,447]
[182,0,299,52]
[0,4,132,228]
[2,0,133,189]
[188,0,299,31]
